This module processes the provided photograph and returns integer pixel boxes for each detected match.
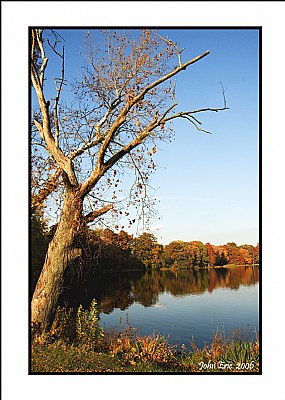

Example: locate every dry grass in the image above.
[31,303,259,373]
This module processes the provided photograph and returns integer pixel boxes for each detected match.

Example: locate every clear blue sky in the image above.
[42,28,259,246]
[151,29,259,246]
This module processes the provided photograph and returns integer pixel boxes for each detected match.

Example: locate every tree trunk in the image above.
[31,188,83,330]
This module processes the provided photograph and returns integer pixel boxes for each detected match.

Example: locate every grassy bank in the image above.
[31,302,259,373]
[31,333,259,373]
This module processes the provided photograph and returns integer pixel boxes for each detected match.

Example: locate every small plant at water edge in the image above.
[75,299,104,346]
[42,299,104,349]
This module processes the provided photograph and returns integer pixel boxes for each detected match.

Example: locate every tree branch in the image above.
[34,29,48,86]
[68,136,104,160]
[159,103,229,134]
[84,204,113,224]
[156,33,185,67]
[103,124,156,172]
[31,168,61,212]
[53,46,65,147]
[135,51,210,103]
[31,29,78,187]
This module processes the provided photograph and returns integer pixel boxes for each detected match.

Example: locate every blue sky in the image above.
[149,29,259,245]
[39,28,259,246]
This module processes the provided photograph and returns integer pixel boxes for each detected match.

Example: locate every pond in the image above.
[60,265,259,349]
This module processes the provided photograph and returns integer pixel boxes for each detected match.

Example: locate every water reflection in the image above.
[59,265,259,314]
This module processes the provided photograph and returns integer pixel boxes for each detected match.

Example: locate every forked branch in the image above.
[157,33,185,67]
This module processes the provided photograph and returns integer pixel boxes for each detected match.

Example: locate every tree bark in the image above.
[31,188,83,330]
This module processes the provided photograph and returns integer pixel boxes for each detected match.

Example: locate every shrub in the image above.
[106,322,176,366]
[48,299,104,348]
[75,299,104,346]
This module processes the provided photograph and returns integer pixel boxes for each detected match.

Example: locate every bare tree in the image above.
[31,28,228,330]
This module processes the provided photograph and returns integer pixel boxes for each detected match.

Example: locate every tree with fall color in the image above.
[206,242,216,266]
[31,29,228,330]
[164,240,190,268]
[131,232,163,268]
[225,242,242,265]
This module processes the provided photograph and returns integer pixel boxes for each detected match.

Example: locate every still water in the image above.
[61,265,259,348]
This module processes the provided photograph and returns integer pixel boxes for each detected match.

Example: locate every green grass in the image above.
[32,341,126,372]
[31,342,177,373]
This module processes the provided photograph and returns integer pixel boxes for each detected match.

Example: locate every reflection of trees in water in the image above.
[58,270,145,312]
[162,269,210,296]
[131,271,162,307]
[59,266,259,314]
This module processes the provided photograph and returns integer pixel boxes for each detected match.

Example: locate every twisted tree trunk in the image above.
[31,188,83,330]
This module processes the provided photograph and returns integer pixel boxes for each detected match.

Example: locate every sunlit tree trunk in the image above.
[31,188,83,329]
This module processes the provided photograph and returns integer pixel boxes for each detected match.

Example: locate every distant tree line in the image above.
[31,211,259,297]
[130,233,259,269]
